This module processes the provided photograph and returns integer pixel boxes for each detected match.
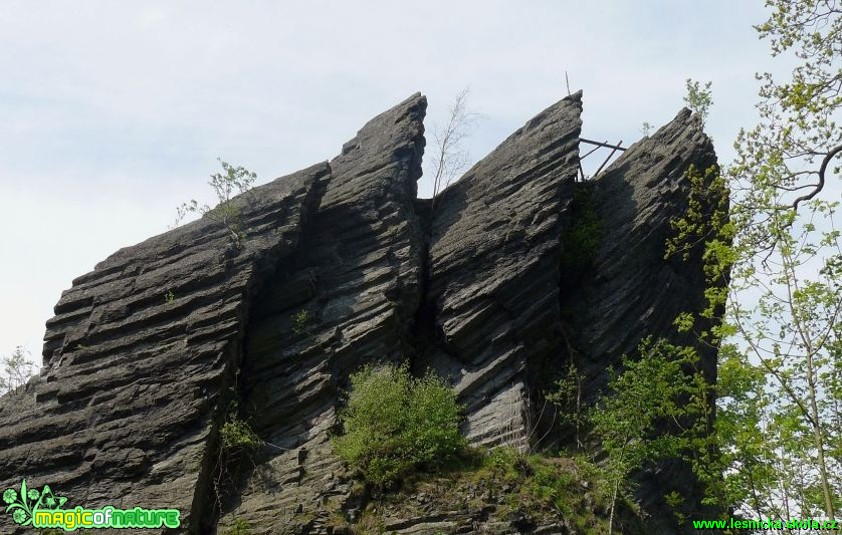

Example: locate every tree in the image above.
[741,0,842,211]
[0,346,37,396]
[587,339,713,533]
[719,192,842,521]
[720,0,842,522]
[175,158,257,243]
[428,88,478,207]
[684,79,714,127]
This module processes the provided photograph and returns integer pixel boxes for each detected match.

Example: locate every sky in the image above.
[0,1,788,363]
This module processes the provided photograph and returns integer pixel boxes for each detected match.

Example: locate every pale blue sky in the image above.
[0,1,787,361]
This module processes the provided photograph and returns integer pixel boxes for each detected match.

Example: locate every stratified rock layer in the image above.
[0,163,326,533]
[563,108,720,533]
[0,93,721,535]
[218,93,427,533]
[423,92,582,448]
[566,108,718,394]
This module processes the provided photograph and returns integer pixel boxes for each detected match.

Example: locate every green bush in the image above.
[333,363,465,488]
[220,399,262,452]
[221,417,262,451]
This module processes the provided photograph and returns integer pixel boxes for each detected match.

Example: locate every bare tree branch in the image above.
[792,143,842,210]
[429,89,479,209]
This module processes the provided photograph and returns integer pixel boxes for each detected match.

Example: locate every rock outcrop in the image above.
[0,163,326,531]
[223,93,427,533]
[421,94,582,449]
[0,91,722,535]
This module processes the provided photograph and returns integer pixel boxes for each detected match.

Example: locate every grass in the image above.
[342,447,627,535]
[221,518,252,535]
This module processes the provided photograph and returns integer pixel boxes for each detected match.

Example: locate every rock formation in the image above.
[420,94,582,451]
[0,91,722,534]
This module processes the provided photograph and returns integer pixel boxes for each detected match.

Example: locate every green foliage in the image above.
[550,339,717,530]
[175,158,256,244]
[734,1,842,216]
[345,446,630,534]
[221,418,262,451]
[213,398,263,517]
[483,446,525,482]
[292,309,311,336]
[0,346,36,396]
[664,164,734,343]
[722,3,842,520]
[640,121,654,137]
[164,290,175,304]
[683,78,713,126]
[587,338,714,531]
[220,405,262,452]
[545,361,585,446]
[478,448,615,533]
[665,165,731,264]
[560,183,603,277]
[333,363,466,488]
[221,519,252,535]
[718,197,842,520]
[713,344,778,514]
[527,458,576,508]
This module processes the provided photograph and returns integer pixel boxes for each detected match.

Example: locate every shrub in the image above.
[220,398,262,453]
[220,417,262,451]
[333,363,465,488]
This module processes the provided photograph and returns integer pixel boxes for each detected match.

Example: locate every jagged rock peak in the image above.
[1,162,328,531]
[423,91,583,449]
[0,92,723,535]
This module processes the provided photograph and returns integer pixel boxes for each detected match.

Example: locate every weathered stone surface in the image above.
[0,93,722,535]
[561,108,720,534]
[565,108,718,395]
[421,92,582,448]
[215,93,427,534]
[0,163,326,533]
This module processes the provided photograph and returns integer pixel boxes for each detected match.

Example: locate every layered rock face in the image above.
[422,95,581,449]
[0,164,326,532]
[566,108,719,395]
[223,94,427,533]
[0,92,721,534]
[561,109,721,534]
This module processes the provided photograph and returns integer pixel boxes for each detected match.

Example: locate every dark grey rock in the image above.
[568,108,721,534]
[566,107,719,397]
[216,93,427,533]
[0,93,723,535]
[0,162,326,533]
[421,92,582,449]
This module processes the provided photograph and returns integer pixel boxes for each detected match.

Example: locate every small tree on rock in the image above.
[0,346,37,396]
[175,158,257,244]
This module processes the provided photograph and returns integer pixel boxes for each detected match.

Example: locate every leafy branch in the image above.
[174,158,257,245]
